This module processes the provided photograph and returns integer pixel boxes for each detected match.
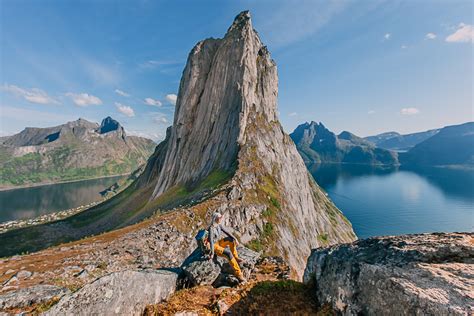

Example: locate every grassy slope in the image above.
[0,140,155,187]
[0,168,233,257]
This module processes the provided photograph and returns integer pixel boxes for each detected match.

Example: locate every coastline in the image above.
[0,173,130,192]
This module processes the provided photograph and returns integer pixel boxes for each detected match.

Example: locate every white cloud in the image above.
[258,1,352,47]
[368,110,375,115]
[165,94,177,105]
[115,89,130,97]
[1,105,78,126]
[446,23,474,43]
[139,60,182,69]
[384,33,391,40]
[1,84,60,105]
[400,107,420,115]
[425,33,437,40]
[115,102,135,117]
[149,112,170,125]
[127,130,162,142]
[288,112,297,117]
[153,116,168,124]
[80,57,121,85]
[144,98,162,107]
[66,93,102,107]
[401,45,408,49]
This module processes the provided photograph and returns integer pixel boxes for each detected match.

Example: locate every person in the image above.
[208,212,246,282]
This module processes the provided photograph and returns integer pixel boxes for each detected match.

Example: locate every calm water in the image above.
[309,164,474,238]
[0,176,126,223]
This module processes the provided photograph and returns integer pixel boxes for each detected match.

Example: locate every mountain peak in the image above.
[98,116,122,134]
[226,10,252,35]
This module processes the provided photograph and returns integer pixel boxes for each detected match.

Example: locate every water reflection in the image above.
[308,163,474,238]
[0,176,126,223]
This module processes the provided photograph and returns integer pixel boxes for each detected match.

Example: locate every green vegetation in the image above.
[318,233,329,244]
[247,239,264,252]
[251,280,307,295]
[0,147,146,187]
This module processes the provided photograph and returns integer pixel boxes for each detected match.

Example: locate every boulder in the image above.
[0,285,69,310]
[181,246,260,286]
[303,232,474,315]
[45,269,178,316]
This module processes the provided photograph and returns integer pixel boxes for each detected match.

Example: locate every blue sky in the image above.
[1,0,472,141]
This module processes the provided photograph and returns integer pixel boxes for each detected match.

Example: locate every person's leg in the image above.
[219,237,240,260]
[217,239,242,277]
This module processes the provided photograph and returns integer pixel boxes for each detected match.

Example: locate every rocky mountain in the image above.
[0,117,155,189]
[304,233,473,315]
[290,121,399,165]
[365,128,440,151]
[0,11,355,278]
[399,122,474,166]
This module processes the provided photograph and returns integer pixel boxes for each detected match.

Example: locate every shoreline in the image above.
[0,173,130,192]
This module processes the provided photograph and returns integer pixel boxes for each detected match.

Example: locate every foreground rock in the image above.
[303,232,474,315]
[0,285,69,311]
[45,269,178,316]
[145,256,321,315]
[181,246,260,286]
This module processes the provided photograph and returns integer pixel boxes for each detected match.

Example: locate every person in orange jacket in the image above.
[207,212,246,282]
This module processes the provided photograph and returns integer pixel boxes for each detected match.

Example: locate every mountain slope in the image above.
[399,122,474,166]
[365,129,440,151]
[0,117,155,188]
[290,121,398,165]
[0,12,355,277]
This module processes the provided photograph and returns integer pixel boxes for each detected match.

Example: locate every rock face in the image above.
[181,246,260,286]
[0,285,69,310]
[0,12,356,279]
[290,121,398,165]
[134,10,356,278]
[45,270,178,316]
[303,233,474,315]
[0,116,155,189]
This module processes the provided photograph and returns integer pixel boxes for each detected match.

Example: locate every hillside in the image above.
[365,128,440,151]
[0,117,155,189]
[0,11,355,278]
[399,122,474,166]
[290,121,399,165]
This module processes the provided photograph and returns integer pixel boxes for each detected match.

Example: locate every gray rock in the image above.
[0,285,70,310]
[182,246,260,286]
[303,232,474,315]
[16,270,32,279]
[135,10,356,278]
[45,269,178,316]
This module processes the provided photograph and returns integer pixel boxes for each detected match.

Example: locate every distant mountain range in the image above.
[399,122,474,166]
[291,121,473,167]
[364,129,440,151]
[0,117,156,189]
[290,122,399,165]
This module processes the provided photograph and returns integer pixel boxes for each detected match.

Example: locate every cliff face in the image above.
[137,11,355,277]
[0,12,355,278]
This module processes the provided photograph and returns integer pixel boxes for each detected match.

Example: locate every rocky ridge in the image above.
[303,232,474,315]
[0,116,155,189]
[133,10,356,277]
